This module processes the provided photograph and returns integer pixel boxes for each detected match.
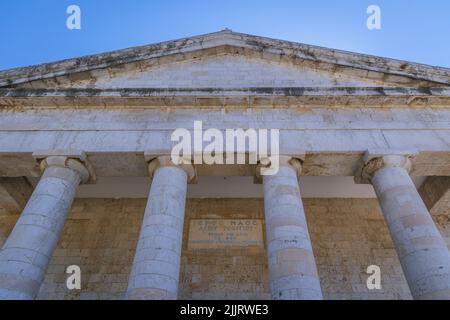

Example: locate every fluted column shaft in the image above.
[0,156,89,300]
[126,156,194,300]
[262,156,323,300]
[364,154,450,300]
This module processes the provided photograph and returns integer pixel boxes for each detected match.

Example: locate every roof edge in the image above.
[1,29,449,87]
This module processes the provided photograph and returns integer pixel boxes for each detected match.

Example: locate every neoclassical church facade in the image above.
[0,30,449,300]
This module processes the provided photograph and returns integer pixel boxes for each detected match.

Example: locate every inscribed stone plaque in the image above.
[188,219,264,249]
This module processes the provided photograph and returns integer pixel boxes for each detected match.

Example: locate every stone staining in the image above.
[363,154,450,300]
[0,156,89,300]
[187,219,264,249]
[126,156,194,300]
[262,156,323,300]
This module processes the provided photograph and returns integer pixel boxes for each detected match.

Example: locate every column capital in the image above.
[256,154,304,182]
[147,155,196,182]
[32,150,94,184]
[278,155,303,175]
[355,149,417,183]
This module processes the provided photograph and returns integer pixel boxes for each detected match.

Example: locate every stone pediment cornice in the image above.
[1,86,450,108]
[1,29,450,88]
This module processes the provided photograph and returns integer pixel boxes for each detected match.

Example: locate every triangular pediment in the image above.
[1,30,449,90]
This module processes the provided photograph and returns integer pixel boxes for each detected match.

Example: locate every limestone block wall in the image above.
[36,199,145,300]
[1,197,449,300]
[435,214,450,248]
[180,199,270,300]
[306,199,410,299]
[0,209,18,248]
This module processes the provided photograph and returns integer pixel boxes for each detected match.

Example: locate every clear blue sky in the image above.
[0,0,449,71]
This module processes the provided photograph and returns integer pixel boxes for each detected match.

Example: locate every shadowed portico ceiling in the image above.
[0,29,449,108]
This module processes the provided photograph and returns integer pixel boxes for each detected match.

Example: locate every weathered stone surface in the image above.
[363,154,450,299]
[262,156,323,300]
[0,157,89,299]
[188,219,264,249]
[419,177,450,215]
[2,30,449,88]
[0,177,33,213]
[0,197,422,300]
[126,157,193,300]
[54,55,399,89]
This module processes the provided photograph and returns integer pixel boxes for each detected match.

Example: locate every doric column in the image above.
[361,153,450,300]
[260,156,323,300]
[0,154,90,300]
[126,156,194,300]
